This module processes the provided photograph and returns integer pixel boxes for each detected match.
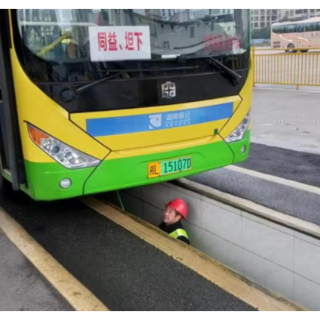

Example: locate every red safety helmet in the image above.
[166,198,188,219]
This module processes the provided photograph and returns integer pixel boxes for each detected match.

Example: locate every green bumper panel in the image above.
[23,131,250,201]
[84,131,251,196]
[228,130,251,163]
[24,160,95,201]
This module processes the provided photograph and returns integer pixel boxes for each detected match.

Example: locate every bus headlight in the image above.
[28,124,100,169]
[225,112,250,143]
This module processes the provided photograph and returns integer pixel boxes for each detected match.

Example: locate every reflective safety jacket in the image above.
[159,220,190,245]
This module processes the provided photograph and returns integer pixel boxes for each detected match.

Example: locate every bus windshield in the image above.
[16,9,249,63]
[12,9,250,113]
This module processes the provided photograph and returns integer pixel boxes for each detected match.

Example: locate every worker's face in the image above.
[66,43,77,59]
[163,206,181,225]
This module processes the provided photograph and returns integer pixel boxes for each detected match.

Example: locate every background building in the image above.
[250,10,280,30]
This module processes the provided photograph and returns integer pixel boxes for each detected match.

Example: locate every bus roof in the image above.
[272,17,320,26]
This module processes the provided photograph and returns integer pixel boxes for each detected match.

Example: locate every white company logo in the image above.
[149,114,162,129]
[161,82,176,99]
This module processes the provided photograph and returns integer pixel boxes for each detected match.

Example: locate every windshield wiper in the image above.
[75,65,199,94]
[207,57,242,85]
[177,54,242,86]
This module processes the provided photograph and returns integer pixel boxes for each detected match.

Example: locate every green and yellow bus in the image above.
[0,9,252,201]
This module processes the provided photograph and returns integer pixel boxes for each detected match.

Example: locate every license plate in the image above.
[148,156,192,178]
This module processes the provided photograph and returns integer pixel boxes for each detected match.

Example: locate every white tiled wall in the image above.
[202,200,242,245]
[120,192,143,219]
[142,202,162,226]
[119,183,320,310]
[294,274,320,311]
[242,249,294,300]
[294,237,320,285]
[242,217,294,270]
[201,230,243,274]
[142,183,168,209]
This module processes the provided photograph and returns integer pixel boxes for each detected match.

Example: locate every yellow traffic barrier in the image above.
[252,46,320,89]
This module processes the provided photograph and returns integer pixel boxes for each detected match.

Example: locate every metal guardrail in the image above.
[252,47,320,89]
